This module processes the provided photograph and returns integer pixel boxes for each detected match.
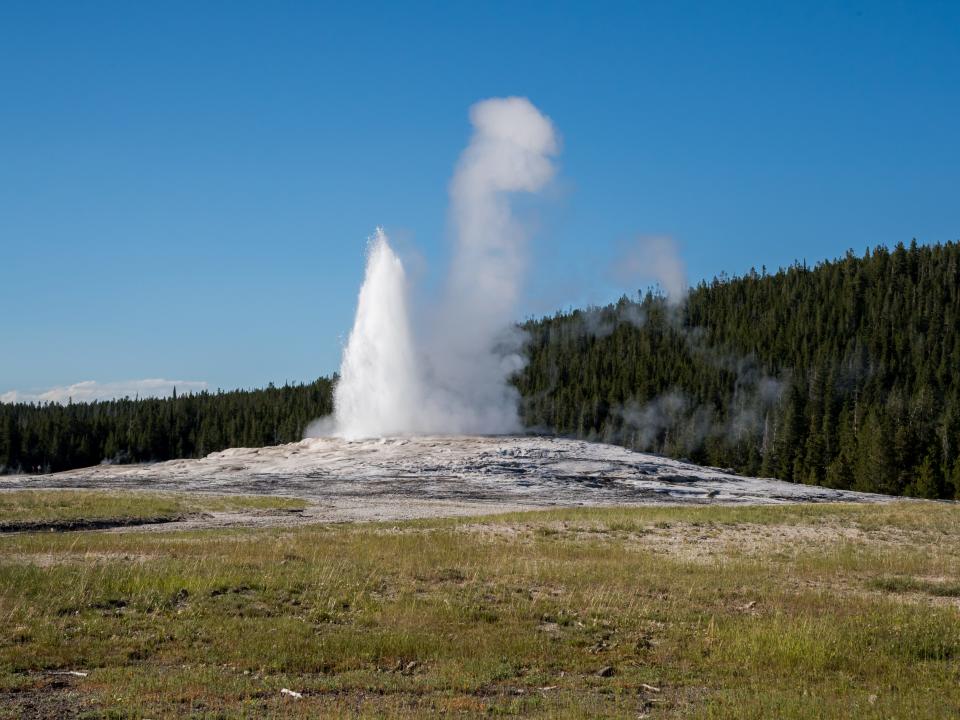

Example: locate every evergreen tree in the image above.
[516,240,960,498]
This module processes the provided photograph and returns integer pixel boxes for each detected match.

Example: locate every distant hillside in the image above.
[3,241,958,498]
[0,379,334,473]
[517,240,960,498]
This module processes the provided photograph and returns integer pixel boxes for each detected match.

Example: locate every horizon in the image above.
[3,2,958,403]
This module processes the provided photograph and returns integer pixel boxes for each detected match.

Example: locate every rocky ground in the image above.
[0,436,889,530]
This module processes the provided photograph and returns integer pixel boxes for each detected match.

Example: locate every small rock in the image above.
[597,665,615,677]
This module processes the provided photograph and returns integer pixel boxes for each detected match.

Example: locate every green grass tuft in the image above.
[0,489,306,532]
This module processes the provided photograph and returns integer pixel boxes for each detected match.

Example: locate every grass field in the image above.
[1,492,959,718]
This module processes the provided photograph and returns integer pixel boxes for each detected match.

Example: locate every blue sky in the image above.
[2,1,958,400]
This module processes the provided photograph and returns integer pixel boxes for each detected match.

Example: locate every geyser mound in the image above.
[7,436,890,528]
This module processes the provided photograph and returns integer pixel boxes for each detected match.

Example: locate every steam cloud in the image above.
[321,97,559,439]
[612,236,688,305]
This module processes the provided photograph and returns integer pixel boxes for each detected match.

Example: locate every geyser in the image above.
[327,97,559,439]
[333,229,422,438]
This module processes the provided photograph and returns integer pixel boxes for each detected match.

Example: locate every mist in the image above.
[612,236,688,305]
[316,97,559,439]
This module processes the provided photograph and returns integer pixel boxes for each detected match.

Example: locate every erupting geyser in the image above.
[333,229,422,438]
[321,97,559,439]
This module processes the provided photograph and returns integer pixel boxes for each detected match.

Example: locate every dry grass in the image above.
[1,496,958,718]
[0,490,305,532]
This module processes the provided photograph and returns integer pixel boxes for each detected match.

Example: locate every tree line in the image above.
[2,240,958,498]
[0,379,333,474]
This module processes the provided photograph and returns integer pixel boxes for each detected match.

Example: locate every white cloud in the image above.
[1,379,209,404]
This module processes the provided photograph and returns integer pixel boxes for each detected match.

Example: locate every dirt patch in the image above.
[0,515,185,534]
[454,517,960,611]
[0,676,91,720]
[457,517,905,563]
[622,521,874,563]
[4,551,154,567]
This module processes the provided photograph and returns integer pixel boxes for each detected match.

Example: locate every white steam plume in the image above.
[613,236,688,305]
[319,97,559,439]
[427,97,559,432]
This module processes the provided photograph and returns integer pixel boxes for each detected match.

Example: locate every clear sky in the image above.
[2,1,958,401]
